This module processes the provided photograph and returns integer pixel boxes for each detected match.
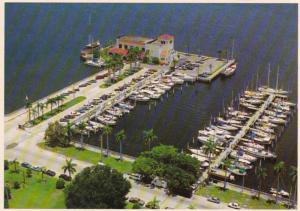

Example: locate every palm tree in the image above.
[41,167,47,182]
[25,98,32,122]
[103,125,112,156]
[39,103,46,118]
[222,159,231,190]
[256,166,267,199]
[111,54,124,76]
[46,98,56,113]
[104,57,114,82]
[77,122,86,149]
[115,129,126,160]
[289,166,297,207]
[127,47,140,70]
[65,121,73,146]
[274,161,285,203]
[31,106,38,121]
[62,159,77,178]
[202,137,217,178]
[12,158,18,172]
[143,129,158,151]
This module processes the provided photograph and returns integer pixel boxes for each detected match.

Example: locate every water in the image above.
[5,3,297,193]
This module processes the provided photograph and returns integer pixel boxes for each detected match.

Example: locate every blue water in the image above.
[5,3,297,193]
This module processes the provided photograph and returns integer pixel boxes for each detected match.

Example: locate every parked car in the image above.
[44,169,56,177]
[228,202,240,209]
[59,174,72,181]
[21,162,32,169]
[31,166,42,172]
[128,197,145,206]
[207,196,220,204]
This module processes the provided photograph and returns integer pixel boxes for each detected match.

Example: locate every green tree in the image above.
[65,121,73,146]
[46,98,56,113]
[44,121,67,147]
[289,166,297,207]
[25,101,32,122]
[143,129,158,151]
[132,156,159,182]
[146,196,160,209]
[256,165,267,199]
[202,137,217,177]
[127,47,140,70]
[103,125,113,156]
[111,54,124,76]
[62,159,77,178]
[77,122,86,149]
[222,159,232,190]
[40,167,47,182]
[65,165,131,208]
[26,168,32,178]
[4,160,9,170]
[12,158,18,173]
[4,185,11,208]
[274,161,285,203]
[39,102,46,118]
[115,129,126,160]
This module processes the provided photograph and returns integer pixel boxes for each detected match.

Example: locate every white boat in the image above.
[217,124,239,131]
[258,86,288,95]
[239,146,276,159]
[240,141,264,150]
[273,100,296,107]
[85,59,105,67]
[171,76,184,84]
[264,110,287,119]
[118,102,134,110]
[262,116,286,125]
[253,126,275,134]
[240,102,258,111]
[221,63,237,77]
[157,84,171,91]
[209,125,231,135]
[230,150,257,162]
[217,117,242,125]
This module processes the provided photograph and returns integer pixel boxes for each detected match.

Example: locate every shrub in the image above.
[4,160,9,170]
[26,168,32,178]
[4,185,11,199]
[152,57,159,65]
[142,56,149,64]
[56,178,65,189]
[13,181,20,189]
[132,203,142,209]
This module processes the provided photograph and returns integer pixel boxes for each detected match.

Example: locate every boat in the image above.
[245,135,271,145]
[221,63,237,77]
[254,126,275,134]
[261,116,286,125]
[86,40,100,48]
[217,117,242,125]
[240,102,258,111]
[240,141,264,150]
[233,161,253,170]
[264,110,287,119]
[209,168,235,181]
[258,86,288,95]
[85,59,105,67]
[227,167,247,176]
[118,102,134,110]
[217,124,239,132]
[230,150,257,162]
[239,146,277,159]
[171,76,184,84]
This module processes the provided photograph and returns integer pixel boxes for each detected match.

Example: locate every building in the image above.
[109,34,175,65]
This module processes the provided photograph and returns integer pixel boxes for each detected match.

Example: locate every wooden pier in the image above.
[198,93,276,184]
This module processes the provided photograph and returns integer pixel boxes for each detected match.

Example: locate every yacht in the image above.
[230,150,257,162]
[240,141,264,150]
[239,146,276,159]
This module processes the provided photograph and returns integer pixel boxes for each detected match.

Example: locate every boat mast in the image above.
[267,63,270,87]
[231,38,235,60]
[256,72,259,90]
[275,65,279,91]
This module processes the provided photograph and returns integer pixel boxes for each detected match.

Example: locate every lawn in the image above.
[4,163,66,208]
[30,96,86,126]
[38,142,132,173]
[196,185,285,209]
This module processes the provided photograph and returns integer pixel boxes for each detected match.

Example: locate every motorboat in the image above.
[227,167,247,176]
[239,146,277,159]
[261,116,286,125]
[258,86,288,95]
[240,102,258,111]
[230,150,257,162]
[217,124,239,132]
[240,141,264,150]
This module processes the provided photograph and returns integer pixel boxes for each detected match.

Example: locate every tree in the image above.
[127,47,140,70]
[289,166,297,207]
[31,106,38,120]
[143,129,158,151]
[26,168,32,178]
[256,166,267,199]
[12,158,18,173]
[56,178,65,189]
[222,159,232,190]
[41,167,47,182]
[25,101,32,122]
[132,156,159,182]
[202,137,217,178]
[65,121,73,146]
[65,165,131,208]
[103,125,113,156]
[274,161,285,203]
[62,159,77,178]
[44,121,67,147]
[77,122,86,149]
[115,129,126,160]
[46,98,56,113]
[111,54,124,76]
[39,102,46,118]
[4,160,9,170]
[4,185,11,208]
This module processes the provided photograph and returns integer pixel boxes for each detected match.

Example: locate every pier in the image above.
[71,68,167,125]
[198,93,276,183]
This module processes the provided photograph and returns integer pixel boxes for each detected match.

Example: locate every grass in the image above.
[196,185,285,209]
[38,142,132,173]
[4,163,66,208]
[30,96,86,126]
[99,67,142,88]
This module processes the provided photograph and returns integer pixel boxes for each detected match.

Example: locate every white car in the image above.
[228,202,240,209]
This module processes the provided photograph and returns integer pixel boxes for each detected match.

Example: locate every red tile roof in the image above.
[109,47,128,56]
[158,34,174,40]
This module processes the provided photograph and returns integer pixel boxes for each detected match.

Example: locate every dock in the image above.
[197,59,235,83]
[198,93,276,183]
